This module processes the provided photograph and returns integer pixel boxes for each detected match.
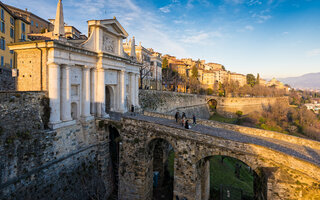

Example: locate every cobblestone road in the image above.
[121,113,320,167]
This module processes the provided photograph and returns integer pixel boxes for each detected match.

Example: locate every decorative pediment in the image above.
[95,19,129,38]
[82,19,128,55]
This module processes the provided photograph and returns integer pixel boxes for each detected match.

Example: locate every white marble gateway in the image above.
[9,0,141,129]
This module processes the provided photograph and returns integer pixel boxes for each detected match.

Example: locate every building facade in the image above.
[9,0,141,129]
[123,39,162,90]
[0,1,30,90]
[5,4,53,33]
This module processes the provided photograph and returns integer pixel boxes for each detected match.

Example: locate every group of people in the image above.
[174,112,196,129]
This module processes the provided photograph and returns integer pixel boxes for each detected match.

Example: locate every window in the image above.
[21,22,25,32]
[36,23,38,28]
[10,27,14,38]
[1,56,3,67]
[31,20,33,26]
[0,38,5,50]
[21,33,25,41]
[10,50,14,54]
[10,59,12,68]
[10,17,14,25]
[0,9,3,20]
[0,22,5,33]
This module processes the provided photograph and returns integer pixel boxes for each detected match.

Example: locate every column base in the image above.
[49,120,76,130]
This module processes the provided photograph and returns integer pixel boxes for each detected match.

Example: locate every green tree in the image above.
[191,64,198,79]
[162,57,168,69]
[246,74,256,87]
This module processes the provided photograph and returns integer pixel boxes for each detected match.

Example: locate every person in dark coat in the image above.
[175,112,179,123]
[185,120,190,129]
[192,114,196,125]
[131,105,135,116]
[182,112,186,119]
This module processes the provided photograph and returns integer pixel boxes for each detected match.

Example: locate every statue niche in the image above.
[103,36,115,53]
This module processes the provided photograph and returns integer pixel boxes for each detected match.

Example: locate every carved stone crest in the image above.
[103,36,115,53]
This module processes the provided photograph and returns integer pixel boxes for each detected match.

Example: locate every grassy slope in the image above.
[210,156,254,197]
[209,113,238,124]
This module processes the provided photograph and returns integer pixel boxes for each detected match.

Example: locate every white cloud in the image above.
[224,0,244,4]
[306,49,320,57]
[245,25,254,31]
[160,6,171,13]
[248,0,262,6]
[252,10,272,23]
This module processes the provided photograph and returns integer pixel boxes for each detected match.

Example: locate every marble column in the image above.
[130,73,135,106]
[135,73,140,107]
[96,69,106,117]
[60,65,72,121]
[81,66,91,117]
[90,68,96,115]
[119,70,126,112]
[48,63,61,124]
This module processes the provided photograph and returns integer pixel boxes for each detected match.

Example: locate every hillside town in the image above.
[0,1,320,200]
[0,1,289,95]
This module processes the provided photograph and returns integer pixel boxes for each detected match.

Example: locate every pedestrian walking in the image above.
[192,114,196,125]
[175,112,179,123]
[182,112,186,119]
[131,105,135,116]
[185,120,190,129]
[181,112,186,127]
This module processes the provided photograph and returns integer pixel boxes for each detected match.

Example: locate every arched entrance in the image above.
[105,86,114,113]
[146,139,175,200]
[196,155,266,200]
[109,126,120,199]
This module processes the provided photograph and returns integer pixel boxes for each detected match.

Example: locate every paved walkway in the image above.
[120,113,320,167]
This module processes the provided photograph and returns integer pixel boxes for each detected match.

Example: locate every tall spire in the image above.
[54,0,65,37]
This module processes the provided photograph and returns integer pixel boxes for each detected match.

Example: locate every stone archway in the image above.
[195,155,266,200]
[207,99,217,111]
[105,85,114,113]
[146,138,175,200]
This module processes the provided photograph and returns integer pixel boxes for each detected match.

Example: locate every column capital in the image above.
[47,62,60,68]
[61,64,71,69]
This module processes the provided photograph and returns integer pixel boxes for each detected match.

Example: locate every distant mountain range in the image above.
[278,72,320,90]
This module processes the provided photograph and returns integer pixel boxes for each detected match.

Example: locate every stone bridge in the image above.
[101,112,320,200]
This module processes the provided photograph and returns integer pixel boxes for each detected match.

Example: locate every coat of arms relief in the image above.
[103,36,115,53]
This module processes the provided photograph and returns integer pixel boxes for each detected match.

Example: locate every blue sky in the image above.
[5,0,320,78]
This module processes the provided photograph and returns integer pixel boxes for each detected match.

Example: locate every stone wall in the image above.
[0,92,114,199]
[0,91,49,134]
[0,68,15,91]
[139,90,289,118]
[139,90,210,119]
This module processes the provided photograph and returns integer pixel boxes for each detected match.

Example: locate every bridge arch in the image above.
[207,98,218,111]
[145,138,175,200]
[195,154,267,200]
